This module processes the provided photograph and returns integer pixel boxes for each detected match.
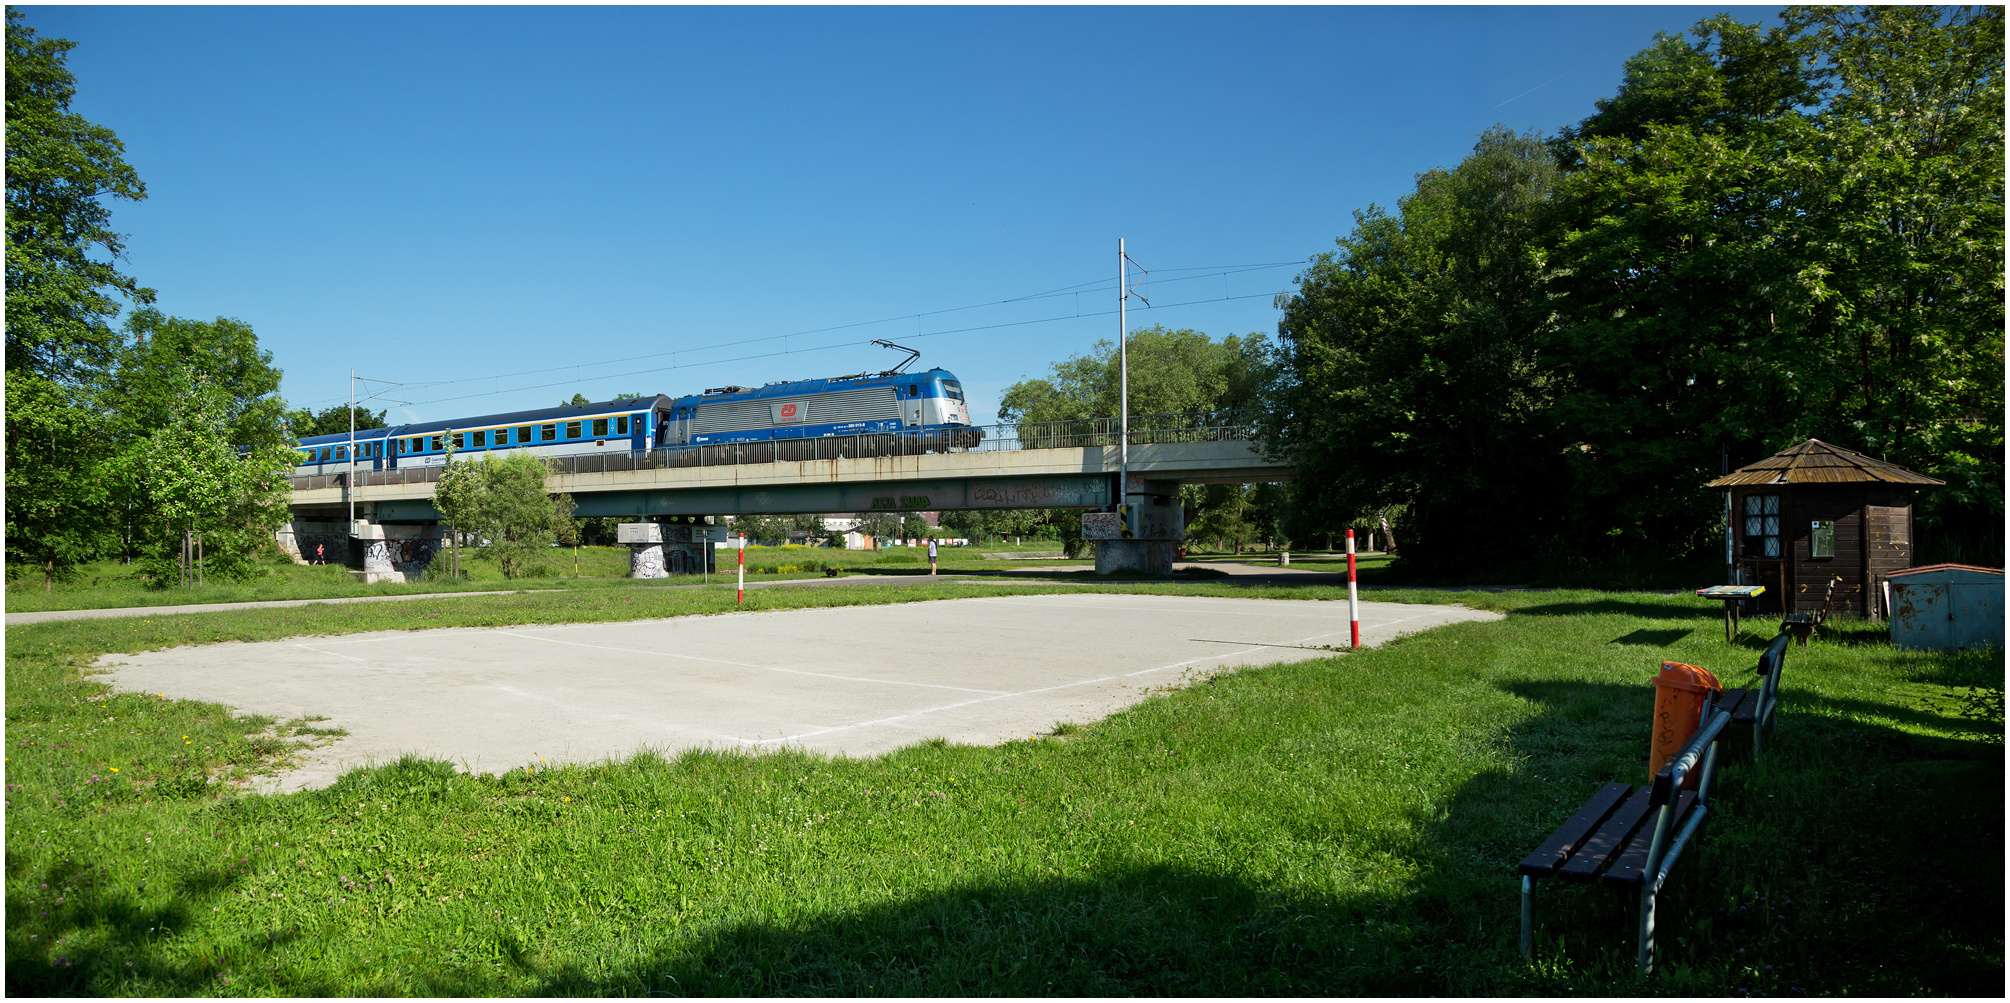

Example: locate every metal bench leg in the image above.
[1520,875,1533,960]
[1637,879,1657,975]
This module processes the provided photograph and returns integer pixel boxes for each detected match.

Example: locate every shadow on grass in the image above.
[1511,599,1714,621]
[1610,628,1694,646]
[9,671,1999,996]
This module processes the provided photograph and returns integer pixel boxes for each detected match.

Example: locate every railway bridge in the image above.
[281,413,1290,576]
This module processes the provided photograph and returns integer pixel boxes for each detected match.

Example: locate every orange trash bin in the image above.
[1650,661,1723,784]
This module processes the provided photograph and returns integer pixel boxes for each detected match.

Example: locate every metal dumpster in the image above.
[1884,563,2004,651]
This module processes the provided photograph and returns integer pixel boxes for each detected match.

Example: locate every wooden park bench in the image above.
[1519,707,1733,975]
[1780,576,1840,646]
[1716,633,1790,758]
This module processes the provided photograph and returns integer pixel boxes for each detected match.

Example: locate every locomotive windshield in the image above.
[942,379,964,402]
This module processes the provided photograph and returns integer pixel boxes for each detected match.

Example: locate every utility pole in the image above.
[348,369,357,531]
[342,375,410,553]
[1117,239,1148,536]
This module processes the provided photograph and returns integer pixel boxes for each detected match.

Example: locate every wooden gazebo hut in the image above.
[1705,439,1944,618]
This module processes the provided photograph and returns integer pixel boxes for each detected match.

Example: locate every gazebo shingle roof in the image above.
[1705,439,1946,488]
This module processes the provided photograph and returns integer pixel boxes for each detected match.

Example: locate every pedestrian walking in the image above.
[927,535,938,576]
[314,543,325,565]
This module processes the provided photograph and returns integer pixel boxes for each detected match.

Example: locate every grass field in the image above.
[2,542,1090,614]
[5,579,2000,995]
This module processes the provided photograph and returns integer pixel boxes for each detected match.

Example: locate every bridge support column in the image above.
[1089,477,1185,575]
[347,521,446,584]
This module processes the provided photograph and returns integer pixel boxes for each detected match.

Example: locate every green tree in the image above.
[1544,6,2004,564]
[434,452,578,579]
[284,404,389,440]
[1187,484,1261,554]
[114,309,292,450]
[5,377,117,590]
[1266,126,1567,574]
[999,326,1269,426]
[939,507,1049,544]
[115,366,296,585]
[562,393,591,407]
[4,5,154,379]
[4,7,154,586]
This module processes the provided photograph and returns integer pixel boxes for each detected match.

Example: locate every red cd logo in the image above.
[781,404,797,418]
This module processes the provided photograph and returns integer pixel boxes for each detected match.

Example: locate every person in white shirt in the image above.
[927,536,938,575]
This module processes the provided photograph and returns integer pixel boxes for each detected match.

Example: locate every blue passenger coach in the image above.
[292,396,672,474]
[291,367,978,475]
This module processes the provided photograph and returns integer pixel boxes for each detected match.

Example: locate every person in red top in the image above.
[314,543,325,565]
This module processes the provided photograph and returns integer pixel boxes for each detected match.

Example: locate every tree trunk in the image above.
[44,561,54,594]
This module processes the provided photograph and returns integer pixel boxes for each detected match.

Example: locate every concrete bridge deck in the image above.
[290,438,1288,519]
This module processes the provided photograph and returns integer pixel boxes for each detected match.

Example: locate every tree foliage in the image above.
[434,452,578,579]
[1267,126,1566,573]
[1267,6,2003,576]
[999,326,1269,425]
[5,376,117,590]
[4,5,153,379]
[114,366,297,585]
[1544,6,2003,565]
[731,514,825,545]
[284,405,389,440]
[939,507,1051,543]
[5,9,297,588]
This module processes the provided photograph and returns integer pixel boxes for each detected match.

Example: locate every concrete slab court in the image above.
[94,593,1502,791]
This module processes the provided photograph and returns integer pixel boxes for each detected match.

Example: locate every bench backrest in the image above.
[1648,708,1732,808]
[1757,632,1790,700]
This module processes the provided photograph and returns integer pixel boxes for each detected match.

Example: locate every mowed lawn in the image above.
[5,582,2000,995]
[2,543,1081,614]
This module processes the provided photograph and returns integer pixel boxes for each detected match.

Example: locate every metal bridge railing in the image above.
[286,410,1258,490]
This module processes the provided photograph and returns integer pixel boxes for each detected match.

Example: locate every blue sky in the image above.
[31,5,1776,426]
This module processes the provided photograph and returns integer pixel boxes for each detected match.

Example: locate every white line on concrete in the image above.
[749,623,1360,746]
[94,593,1502,790]
[292,643,368,663]
[496,629,1012,697]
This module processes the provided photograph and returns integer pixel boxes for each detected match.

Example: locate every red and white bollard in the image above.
[1347,529,1360,648]
[736,533,745,605]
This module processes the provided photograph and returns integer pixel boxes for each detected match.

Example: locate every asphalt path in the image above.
[94,592,1502,792]
[3,560,1398,627]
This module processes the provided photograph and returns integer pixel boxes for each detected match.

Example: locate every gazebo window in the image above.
[1744,494,1782,557]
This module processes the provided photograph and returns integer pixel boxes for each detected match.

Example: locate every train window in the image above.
[517,426,531,444]
[430,435,444,452]
[565,421,582,439]
[473,430,486,448]
[592,418,608,438]
[943,380,964,402]
[540,424,555,442]
[319,447,330,462]
[908,385,920,398]
[616,416,629,435]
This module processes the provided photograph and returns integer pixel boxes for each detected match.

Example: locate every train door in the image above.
[903,383,922,427]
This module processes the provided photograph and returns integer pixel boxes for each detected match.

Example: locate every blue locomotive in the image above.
[291,356,978,474]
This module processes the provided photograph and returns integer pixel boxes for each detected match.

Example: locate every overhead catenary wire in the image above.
[294,260,1304,412]
[395,288,1283,410]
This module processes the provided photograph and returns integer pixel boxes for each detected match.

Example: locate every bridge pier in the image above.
[619,521,718,578]
[1089,477,1185,575]
[340,520,449,584]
